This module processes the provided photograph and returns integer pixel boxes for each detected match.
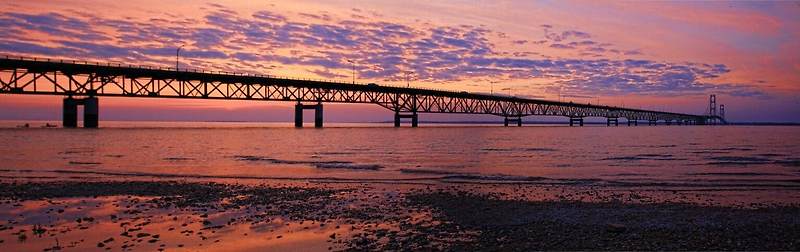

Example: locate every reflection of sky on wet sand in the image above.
[0,181,439,251]
[0,196,350,251]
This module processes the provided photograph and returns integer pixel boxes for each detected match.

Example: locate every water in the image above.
[2,121,800,251]
[1,120,798,189]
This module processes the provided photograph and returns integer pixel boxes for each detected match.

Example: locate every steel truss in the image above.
[0,57,713,123]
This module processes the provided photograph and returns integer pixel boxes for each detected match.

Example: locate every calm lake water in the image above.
[2,120,800,251]
[1,120,798,189]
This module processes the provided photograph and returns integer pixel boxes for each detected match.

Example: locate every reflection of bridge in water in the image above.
[0,56,726,128]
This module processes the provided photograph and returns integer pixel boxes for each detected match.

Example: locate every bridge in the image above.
[0,56,725,128]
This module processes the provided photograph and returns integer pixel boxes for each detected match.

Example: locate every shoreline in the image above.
[1,179,798,251]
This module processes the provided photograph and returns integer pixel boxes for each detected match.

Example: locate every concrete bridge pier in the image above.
[84,97,98,128]
[607,117,619,126]
[394,111,418,127]
[569,117,584,127]
[63,96,99,128]
[63,97,78,128]
[627,119,638,126]
[315,104,323,128]
[503,116,522,127]
[294,102,323,128]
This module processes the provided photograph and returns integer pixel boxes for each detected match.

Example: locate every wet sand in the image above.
[1,179,799,251]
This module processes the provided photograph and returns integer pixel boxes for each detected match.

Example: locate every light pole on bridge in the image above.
[558,87,562,102]
[405,71,413,88]
[346,59,355,84]
[176,45,185,71]
[490,81,499,95]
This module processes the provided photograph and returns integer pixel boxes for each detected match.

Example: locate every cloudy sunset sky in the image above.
[1,0,798,122]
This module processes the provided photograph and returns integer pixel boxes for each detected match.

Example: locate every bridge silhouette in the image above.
[0,56,725,128]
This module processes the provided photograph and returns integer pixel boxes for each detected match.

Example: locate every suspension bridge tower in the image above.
[709,94,717,125]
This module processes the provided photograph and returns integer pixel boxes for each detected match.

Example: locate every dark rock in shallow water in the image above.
[390,191,800,251]
[606,223,626,233]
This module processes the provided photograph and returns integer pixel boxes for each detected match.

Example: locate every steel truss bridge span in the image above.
[0,56,718,128]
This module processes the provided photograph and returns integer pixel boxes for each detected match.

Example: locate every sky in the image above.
[0,0,798,122]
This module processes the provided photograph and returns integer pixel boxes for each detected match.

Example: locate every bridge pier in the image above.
[606,117,619,126]
[394,111,418,127]
[63,98,78,128]
[294,102,323,128]
[648,119,657,126]
[504,116,522,127]
[627,119,638,126]
[569,117,584,127]
[63,96,99,128]
[84,97,98,128]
